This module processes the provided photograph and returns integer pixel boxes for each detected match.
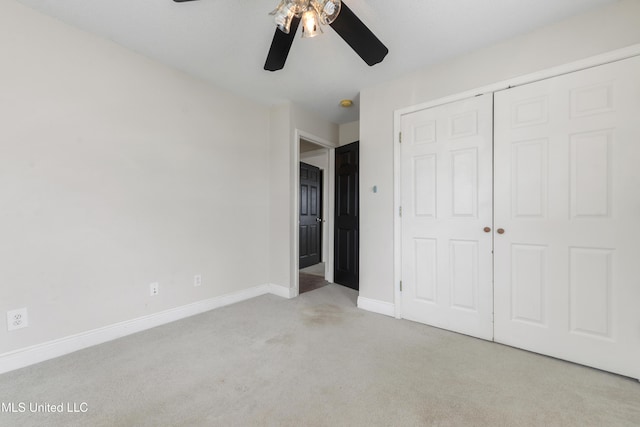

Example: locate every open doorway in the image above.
[299,138,331,294]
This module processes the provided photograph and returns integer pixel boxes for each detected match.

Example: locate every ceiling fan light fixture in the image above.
[311,0,341,25]
[301,9,323,38]
[264,0,389,71]
[270,1,297,34]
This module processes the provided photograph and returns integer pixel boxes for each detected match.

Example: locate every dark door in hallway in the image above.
[334,141,359,290]
[299,162,322,269]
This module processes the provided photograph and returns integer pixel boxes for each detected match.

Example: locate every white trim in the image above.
[357,296,395,317]
[293,129,338,296]
[300,148,332,266]
[268,283,297,299]
[300,147,327,158]
[0,284,289,374]
[327,148,336,281]
[393,110,403,320]
[392,44,640,320]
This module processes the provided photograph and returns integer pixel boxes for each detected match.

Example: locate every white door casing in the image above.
[400,95,494,340]
[494,56,640,379]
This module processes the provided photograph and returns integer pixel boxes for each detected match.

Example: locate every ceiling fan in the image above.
[173,0,389,72]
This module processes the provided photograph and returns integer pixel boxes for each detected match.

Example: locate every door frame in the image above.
[392,44,640,320]
[292,129,338,296]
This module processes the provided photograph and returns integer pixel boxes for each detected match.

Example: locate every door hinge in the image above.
[400,281,403,292]
[399,132,402,143]
[399,206,402,217]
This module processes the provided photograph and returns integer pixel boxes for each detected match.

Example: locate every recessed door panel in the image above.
[511,244,547,326]
[449,239,478,311]
[570,82,614,118]
[511,96,548,128]
[512,139,547,219]
[414,155,437,217]
[451,148,478,218]
[570,130,612,218]
[414,238,437,303]
[413,121,437,144]
[450,111,478,139]
[569,247,613,339]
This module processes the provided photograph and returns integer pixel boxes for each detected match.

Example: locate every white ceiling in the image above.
[15,0,618,124]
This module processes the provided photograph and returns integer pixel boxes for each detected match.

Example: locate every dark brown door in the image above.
[299,162,322,269]
[334,141,359,290]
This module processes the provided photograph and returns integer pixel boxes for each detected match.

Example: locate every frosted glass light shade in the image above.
[301,9,323,38]
[270,1,297,33]
[312,0,341,24]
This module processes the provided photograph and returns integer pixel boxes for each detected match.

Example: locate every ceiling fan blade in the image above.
[264,17,301,71]
[329,2,388,66]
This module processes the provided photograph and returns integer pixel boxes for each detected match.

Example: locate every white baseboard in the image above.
[0,283,292,375]
[357,296,395,317]
[268,283,297,299]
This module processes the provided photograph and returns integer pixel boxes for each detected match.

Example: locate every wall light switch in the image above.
[150,282,159,296]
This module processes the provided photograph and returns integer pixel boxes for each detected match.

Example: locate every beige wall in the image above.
[300,150,329,172]
[0,1,271,354]
[0,0,341,361]
[6,0,634,359]
[268,103,339,290]
[267,104,293,288]
[339,121,359,145]
[359,0,640,304]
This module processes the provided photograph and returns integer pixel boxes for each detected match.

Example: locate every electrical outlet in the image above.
[7,308,28,331]
[149,282,159,297]
[194,274,202,287]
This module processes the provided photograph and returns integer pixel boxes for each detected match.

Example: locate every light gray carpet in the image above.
[1,284,639,426]
[300,262,325,277]
[299,273,330,294]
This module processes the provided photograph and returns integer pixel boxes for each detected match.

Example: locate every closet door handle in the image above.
[497,228,505,235]
[483,227,491,233]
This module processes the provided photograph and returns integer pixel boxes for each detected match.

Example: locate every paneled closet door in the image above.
[400,95,494,340]
[494,56,640,380]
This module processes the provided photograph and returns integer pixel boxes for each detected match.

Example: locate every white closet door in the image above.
[494,56,640,379]
[401,95,493,340]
